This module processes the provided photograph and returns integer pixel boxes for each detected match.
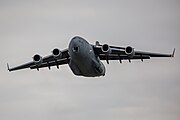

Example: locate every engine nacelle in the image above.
[101,44,111,54]
[52,48,62,59]
[33,54,43,65]
[125,46,135,57]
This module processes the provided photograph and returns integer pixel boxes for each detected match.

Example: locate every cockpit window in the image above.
[72,47,79,53]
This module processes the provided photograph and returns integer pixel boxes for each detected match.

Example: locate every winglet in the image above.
[7,63,10,72]
[171,48,175,57]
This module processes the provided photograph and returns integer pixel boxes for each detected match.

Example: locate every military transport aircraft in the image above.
[7,36,175,77]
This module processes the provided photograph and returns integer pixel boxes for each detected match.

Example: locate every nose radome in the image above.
[69,36,80,50]
[72,36,82,41]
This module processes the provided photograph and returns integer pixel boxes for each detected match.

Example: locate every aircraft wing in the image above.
[93,43,175,64]
[8,49,70,72]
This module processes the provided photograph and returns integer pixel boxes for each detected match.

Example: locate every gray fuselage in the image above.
[68,36,105,77]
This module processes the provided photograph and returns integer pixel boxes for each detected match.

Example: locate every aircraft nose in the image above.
[71,37,78,46]
[72,36,79,40]
[72,36,82,41]
[71,36,84,46]
[69,36,81,53]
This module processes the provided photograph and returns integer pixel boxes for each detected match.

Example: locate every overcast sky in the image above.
[0,0,180,120]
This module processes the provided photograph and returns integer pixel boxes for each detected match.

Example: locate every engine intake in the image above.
[101,44,111,54]
[33,54,43,65]
[125,46,135,57]
[52,48,62,58]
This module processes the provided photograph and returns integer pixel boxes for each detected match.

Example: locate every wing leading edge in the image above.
[7,40,175,72]
[93,42,175,64]
[8,49,70,72]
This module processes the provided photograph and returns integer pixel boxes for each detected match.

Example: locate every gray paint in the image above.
[68,36,105,77]
[0,0,180,120]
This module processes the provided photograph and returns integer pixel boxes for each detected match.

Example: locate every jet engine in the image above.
[125,46,135,57]
[52,48,62,59]
[33,54,43,65]
[101,44,111,54]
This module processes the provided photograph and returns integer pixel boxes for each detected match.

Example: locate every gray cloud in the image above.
[0,0,180,120]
